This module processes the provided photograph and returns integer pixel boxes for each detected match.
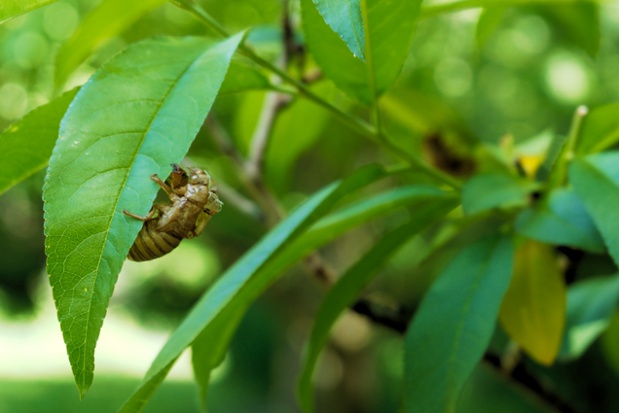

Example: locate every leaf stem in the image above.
[547,105,588,190]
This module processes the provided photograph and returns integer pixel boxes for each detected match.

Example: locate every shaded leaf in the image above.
[499,240,566,365]
[560,275,619,360]
[301,0,422,104]
[461,173,539,215]
[43,34,243,396]
[576,103,619,155]
[191,306,245,405]
[602,312,619,375]
[0,89,77,196]
[538,2,600,58]
[515,188,604,253]
[570,153,619,266]
[313,0,365,60]
[405,235,514,413]
[192,185,455,406]
[0,0,56,23]
[298,202,455,413]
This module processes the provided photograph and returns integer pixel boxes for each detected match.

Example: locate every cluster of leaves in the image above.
[0,0,618,412]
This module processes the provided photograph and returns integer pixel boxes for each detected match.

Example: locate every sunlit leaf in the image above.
[54,0,167,89]
[499,240,566,365]
[515,188,605,253]
[560,275,619,360]
[461,173,539,215]
[0,0,56,23]
[570,153,619,266]
[576,103,619,154]
[43,34,243,397]
[119,165,392,412]
[405,235,514,413]
[298,201,455,413]
[0,89,77,196]
[312,0,365,60]
[301,0,422,104]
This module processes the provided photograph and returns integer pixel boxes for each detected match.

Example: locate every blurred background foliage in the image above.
[2,0,619,412]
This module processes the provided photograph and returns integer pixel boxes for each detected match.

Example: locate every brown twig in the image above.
[245,92,290,184]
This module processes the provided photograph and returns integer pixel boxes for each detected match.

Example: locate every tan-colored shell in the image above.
[124,164,222,261]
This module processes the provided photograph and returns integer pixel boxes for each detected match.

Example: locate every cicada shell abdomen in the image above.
[127,215,182,261]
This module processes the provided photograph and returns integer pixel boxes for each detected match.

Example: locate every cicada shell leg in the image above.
[123,208,156,222]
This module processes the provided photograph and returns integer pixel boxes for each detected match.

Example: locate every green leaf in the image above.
[570,153,619,266]
[191,306,245,405]
[54,0,167,89]
[219,58,274,95]
[43,34,243,397]
[499,240,566,365]
[602,312,619,375]
[312,0,365,60]
[0,0,56,23]
[0,89,77,196]
[191,184,455,406]
[559,275,619,360]
[539,2,600,58]
[301,0,422,104]
[118,165,391,412]
[404,235,514,413]
[515,188,604,253]
[576,103,619,155]
[297,202,454,413]
[461,173,539,215]
[475,7,505,50]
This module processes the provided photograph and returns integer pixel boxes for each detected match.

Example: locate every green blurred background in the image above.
[2,0,619,412]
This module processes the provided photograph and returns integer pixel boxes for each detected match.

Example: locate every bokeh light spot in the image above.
[0,83,28,120]
[544,52,591,104]
[43,2,79,41]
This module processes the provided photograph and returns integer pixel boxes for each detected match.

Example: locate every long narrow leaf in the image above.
[190,186,457,402]
[570,153,619,266]
[0,0,56,23]
[119,165,390,412]
[404,235,513,413]
[43,34,243,397]
[298,202,455,413]
[0,88,77,196]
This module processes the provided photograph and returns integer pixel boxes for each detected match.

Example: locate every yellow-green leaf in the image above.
[499,240,566,365]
